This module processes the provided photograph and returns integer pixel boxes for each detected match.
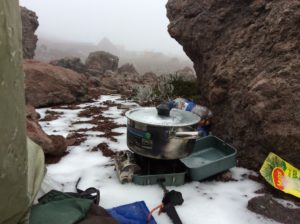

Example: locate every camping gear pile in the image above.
[30,180,157,224]
[114,103,237,223]
[117,103,237,185]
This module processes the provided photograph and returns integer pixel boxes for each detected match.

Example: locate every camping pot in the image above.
[125,104,201,160]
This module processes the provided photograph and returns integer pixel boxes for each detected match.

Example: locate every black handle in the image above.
[158,179,184,224]
[163,204,183,224]
[156,104,171,116]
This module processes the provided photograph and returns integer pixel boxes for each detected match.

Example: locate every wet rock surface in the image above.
[21,7,38,59]
[166,0,300,171]
[247,194,300,224]
[24,60,91,107]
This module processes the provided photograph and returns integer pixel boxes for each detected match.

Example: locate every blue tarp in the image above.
[107,201,157,224]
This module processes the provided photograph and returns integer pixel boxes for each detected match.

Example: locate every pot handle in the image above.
[156,103,171,116]
[175,131,201,137]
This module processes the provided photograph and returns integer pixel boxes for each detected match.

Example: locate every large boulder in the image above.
[24,60,91,107]
[21,7,38,59]
[167,0,300,170]
[86,51,119,75]
[118,63,138,74]
[26,104,67,163]
[50,57,86,73]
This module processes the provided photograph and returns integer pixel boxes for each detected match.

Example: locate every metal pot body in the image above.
[127,119,198,160]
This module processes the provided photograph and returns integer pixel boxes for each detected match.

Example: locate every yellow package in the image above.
[260,152,300,198]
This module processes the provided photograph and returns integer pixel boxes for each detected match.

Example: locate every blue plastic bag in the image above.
[107,201,157,224]
[185,100,196,112]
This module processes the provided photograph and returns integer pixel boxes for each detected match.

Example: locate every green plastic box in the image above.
[180,136,237,181]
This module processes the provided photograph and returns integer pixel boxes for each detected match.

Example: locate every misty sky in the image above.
[19,0,186,57]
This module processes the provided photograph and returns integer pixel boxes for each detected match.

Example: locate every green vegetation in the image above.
[168,74,199,100]
[132,73,199,103]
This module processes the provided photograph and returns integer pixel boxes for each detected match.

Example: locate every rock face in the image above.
[167,0,300,170]
[50,57,86,74]
[26,104,67,163]
[21,7,38,59]
[24,60,91,107]
[86,51,119,75]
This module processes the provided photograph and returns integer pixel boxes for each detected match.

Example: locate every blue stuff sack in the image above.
[107,201,157,224]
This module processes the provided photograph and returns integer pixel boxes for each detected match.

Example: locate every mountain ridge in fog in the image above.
[35,36,194,75]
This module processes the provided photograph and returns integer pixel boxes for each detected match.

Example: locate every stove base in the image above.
[115,151,187,186]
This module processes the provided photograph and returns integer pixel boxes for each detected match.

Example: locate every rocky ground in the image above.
[20,7,191,168]
[29,92,300,224]
[36,95,299,224]
[20,3,300,223]
[20,9,161,166]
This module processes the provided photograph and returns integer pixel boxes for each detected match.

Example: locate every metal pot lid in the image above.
[125,107,200,127]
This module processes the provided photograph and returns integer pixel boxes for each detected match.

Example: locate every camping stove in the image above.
[114,135,237,186]
[114,106,237,186]
[114,151,187,186]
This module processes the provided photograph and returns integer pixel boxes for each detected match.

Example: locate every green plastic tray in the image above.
[180,136,237,181]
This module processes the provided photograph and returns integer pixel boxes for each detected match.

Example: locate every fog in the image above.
[19,0,186,57]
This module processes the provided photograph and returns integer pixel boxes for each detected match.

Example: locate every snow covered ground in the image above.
[37,95,278,224]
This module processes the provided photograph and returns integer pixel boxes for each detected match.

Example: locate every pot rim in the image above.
[125,107,200,127]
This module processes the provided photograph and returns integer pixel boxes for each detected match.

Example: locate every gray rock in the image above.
[50,57,86,73]
[21,7,39,59]
[248,194,300,224]
[86,51,119,74]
